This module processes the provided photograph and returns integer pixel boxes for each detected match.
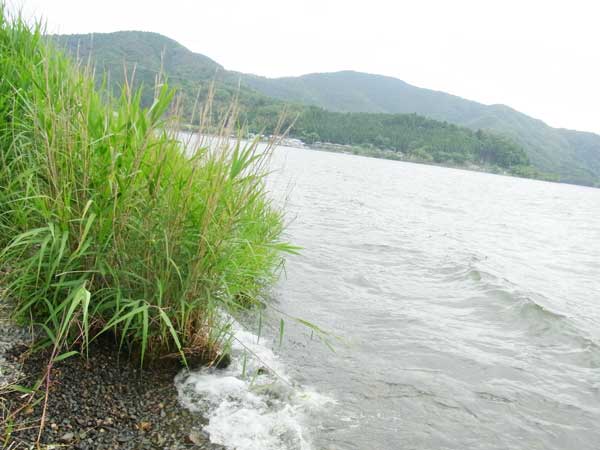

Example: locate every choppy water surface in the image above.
[180,145,600,450]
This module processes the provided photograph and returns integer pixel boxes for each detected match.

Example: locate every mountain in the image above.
[53,31,600,186]
[243,71,600,186]
[53,31,270,112]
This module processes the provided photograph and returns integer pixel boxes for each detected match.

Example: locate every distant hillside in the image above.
[53,31,274,115]
[53,32,599,186]
[243,71,600,186]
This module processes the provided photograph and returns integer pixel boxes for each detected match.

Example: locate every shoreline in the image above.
[178,128,580,187]
[0,308,221,449]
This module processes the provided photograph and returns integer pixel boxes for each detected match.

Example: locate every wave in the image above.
[175,317,333,450]
[439,257,600,363]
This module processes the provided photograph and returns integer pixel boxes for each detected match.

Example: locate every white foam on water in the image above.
[175,317,333,450]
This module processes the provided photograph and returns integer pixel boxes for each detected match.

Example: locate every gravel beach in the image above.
[0,300,32,395]
[0,305,223,450]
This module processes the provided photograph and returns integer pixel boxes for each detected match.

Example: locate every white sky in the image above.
[8,0,600,134]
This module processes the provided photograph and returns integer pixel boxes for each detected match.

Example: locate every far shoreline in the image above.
[177,128,598,190]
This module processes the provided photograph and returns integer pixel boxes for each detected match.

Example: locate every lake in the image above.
[179,144,600,450]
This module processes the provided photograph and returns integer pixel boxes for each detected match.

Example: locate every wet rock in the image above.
[215,353,231,369]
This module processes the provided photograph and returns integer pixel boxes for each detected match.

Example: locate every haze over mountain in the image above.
[54,31,600,187]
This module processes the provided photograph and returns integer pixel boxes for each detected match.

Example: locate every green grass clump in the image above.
[0,8,293,365]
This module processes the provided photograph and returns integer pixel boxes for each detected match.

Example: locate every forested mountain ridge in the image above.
[53,31,599,186]
[53,31,272,113]
[244,70,600,186]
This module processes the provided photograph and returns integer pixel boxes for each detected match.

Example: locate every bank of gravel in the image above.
[0,303,31,390]
[1,332,225,450]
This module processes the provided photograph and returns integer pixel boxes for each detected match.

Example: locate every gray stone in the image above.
[60,432,75,442]
[188,430,205,446]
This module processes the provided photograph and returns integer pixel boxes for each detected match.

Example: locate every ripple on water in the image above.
[262,145,600,449]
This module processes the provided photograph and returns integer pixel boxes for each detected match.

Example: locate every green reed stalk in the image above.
[0,6,294,368]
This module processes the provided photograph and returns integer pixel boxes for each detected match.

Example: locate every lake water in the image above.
[178,145,600,450]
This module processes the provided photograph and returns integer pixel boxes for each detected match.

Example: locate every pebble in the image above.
[60,432,75,442]
[188,430,205,445]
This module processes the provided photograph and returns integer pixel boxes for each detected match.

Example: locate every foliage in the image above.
[0,9,292,365]
[291,108,530,170]
[240,105,532,172]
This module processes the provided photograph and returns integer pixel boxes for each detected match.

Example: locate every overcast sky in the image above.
[8,0,600,134]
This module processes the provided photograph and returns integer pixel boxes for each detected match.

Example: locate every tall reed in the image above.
[0,7,293,366]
